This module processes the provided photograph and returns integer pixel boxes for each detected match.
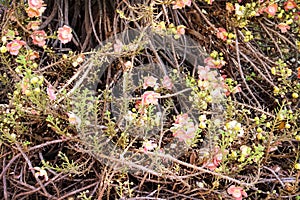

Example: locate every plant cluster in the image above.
[0,0,299,199]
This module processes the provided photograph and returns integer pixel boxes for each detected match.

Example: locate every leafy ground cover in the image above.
[0,0,299,199]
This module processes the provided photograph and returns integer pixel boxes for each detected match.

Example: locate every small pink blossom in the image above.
[176,25,185,36]
[21,79,29,94]
[143,140,157,152]
[202,147,226,171]
[198,65,210,80]
[143,76,158,89]
[31,109,39,115]
[47,85,56,101]
[204,57,215,68]
[141,91,160,106]
[268,141,281,153]
[232,84,242,94]
[28,51,39,60]
[183,0,191,6]
[264,3,278,17]
[198,80,209,90]
[171,114,197,142]
[172,122,196,141]
[226,3,235,13]
[31,30,47,47]
[223,83,242,96]
[6,39,26,55]
[208,0,214,5]
[67,112,81,126]
[216,28,227,41]
[124,61,133,71]
[174,113,189,124]
[240,145,251,157]
[135,100,142,110]
[162,76,173,90]
[29,0,44,9]
[227,185,247,200]
[204,57,226,69]
[294,12,300,21]
[155,21,166,32]
[27,21,41,30]
[26,6,46,18]
[277,23,290,33]
[172,0,191,9]
[284,0,297,11]
[57,25,73,44]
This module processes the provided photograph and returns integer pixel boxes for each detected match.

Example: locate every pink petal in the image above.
[47,85,56,101]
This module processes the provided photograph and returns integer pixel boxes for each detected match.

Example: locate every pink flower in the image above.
[264,4,278,17]
[31,30,47,47]
[172,0,191,9]
[216,28,227,41]
[204,57,215,68]
[27,21,40,30]
[6,39,26,55]
[28,51,39,60]
[155,21,166,32]
[67,112,81,126]
[162,76,173,90]
[26,6,46,18]
[124,61,133,71]
[172,122,196,141]
[227,185,247,200]
[172,129,190,141]
[204,57,226,69]
[141,91,160,105]
[143,140,157,152]
[198,80,209,90]
[29,0,44,9]
[57,25,73,44]
[294,12,300,21]
[183,0,191,6]
[198,65,210,80]
[208,0,214,5]
[21,79,29,94]
[232,84,242,94]
[176,25,185,35]
[226,3,235,13]
[47,85,56,101]
[203,147,227,171]
[171,114,197,142]
[284,0,297,11]
[135,100,142,110]
[276,23,290,33]
[143,76,158,89]
[174,113,189,124]
[240,145,251,157]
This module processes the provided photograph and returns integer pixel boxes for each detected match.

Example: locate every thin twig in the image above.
[15,143,53,199]
[233,28,261,108]
[258,20,283,59]
[262,166,285,188]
